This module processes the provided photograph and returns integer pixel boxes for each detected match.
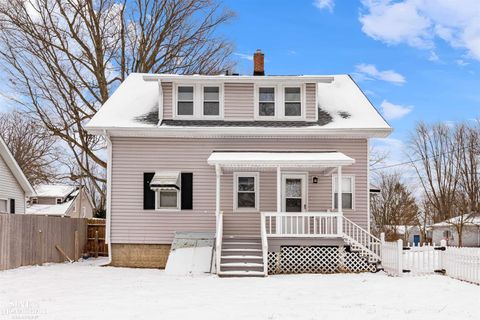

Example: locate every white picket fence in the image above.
[380,234,480,285]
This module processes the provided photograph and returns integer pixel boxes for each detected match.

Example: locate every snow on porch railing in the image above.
[262,212,342,237]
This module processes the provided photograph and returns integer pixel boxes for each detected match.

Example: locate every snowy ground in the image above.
[0,259,479,320]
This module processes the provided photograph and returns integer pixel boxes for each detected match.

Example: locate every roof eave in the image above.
[0,137,35,196]
[86,126,393,139]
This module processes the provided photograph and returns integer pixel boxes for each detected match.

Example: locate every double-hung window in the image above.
[234,173,259,211]
[203,86,220,116]
[333,176,354,210]
[258,87,275,117]
[284,87,302,117]
[177,86,194,116]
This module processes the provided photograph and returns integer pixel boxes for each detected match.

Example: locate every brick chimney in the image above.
[253,49,264,76]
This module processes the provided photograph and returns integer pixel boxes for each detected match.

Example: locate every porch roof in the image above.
[207,151,355,168]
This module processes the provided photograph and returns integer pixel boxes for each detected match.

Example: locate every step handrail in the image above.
[215,211,224,274]
[260,212,268,276]
[343,216,381,259]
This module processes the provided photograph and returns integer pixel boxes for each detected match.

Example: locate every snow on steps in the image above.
[219,237,266,277]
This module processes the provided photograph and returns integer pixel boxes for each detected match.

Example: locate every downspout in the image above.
[157,78,163,126]
[103,129,113,265]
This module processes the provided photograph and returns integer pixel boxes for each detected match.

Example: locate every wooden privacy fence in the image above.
[380,234,480,285]
[0,214,87,271]
[86,218,108,257]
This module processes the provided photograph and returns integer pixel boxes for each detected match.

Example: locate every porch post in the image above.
[215,164,221,217]
[276,166,281,212]
[337,166,343,234]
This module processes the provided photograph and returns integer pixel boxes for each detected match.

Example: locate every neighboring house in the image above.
[386,225,425,246]
[431,213,480,247]
[0,135,35,213]
[86,50,392,276]
[27,184,94,218]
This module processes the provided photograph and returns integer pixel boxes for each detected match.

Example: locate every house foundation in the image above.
[110,244,171,268]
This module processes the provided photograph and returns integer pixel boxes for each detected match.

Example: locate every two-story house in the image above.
[86,50,392,276]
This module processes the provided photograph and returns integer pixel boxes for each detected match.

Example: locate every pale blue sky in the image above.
[221,0,480,168]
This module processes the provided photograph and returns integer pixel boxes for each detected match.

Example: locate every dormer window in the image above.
[284,87,301,117]
[174,84,223,119]
[177,86,194,116]
[255,84,305,120]
[203,86,220,116]
[259,87,275,117]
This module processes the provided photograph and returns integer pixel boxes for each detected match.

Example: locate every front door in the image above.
[278,173,307,235]
[282,173,307,212]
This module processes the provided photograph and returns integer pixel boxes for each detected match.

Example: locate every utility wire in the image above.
[371,143,478,171]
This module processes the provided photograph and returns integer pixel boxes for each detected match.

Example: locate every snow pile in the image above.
[0,259,479,320]
[33,184,76,198]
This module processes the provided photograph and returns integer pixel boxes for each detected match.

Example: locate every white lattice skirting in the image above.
[268,246,376,274]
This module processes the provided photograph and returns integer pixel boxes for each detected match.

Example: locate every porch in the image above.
[207,151,381,276]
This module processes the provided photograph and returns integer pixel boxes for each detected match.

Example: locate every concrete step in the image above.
[218,270,265,277]
[222,242,262,249]
[221,255,264,260]
[221,262,264,268]
[220,262,264,272]
[222,248,262,253]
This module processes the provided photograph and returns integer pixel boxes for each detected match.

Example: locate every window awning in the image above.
[150,171,181,190]
[207,151,355,168]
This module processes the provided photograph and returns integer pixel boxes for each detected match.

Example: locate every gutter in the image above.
[103,129,113,265]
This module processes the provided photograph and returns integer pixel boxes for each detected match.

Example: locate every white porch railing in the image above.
[343,216,381,260]
[262,212,342,237]
[215,211,223,273]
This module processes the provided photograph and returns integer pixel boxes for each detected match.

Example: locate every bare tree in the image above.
[0,0,234,209]
[0,110,59,185]
[370,172,419,240]
[409,122,459,222]
[409,121,480,246]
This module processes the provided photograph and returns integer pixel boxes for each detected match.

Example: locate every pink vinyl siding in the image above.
[224,83,255,120]
[305,83,317,121]
[162,82,173,119]
[162,82,316,121]
[110,137,368,244]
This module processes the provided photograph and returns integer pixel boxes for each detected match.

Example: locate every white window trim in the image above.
[154,188,181,211]
[201,84,224,119]
[254,83,306,120]
[0,198,9,214]
[254,85,277,120]
[331,175,355,210]
[233,172,260,212]
[283,85,306,120]
[173,83,224,120]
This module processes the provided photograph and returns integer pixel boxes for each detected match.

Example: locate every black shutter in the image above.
[181,173,193,210]
[144,172,156,210]
[9,199,15,214]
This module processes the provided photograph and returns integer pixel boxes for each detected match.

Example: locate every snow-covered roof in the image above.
[34,184,76,198]
[432,214,480,227]
[26,199,74,216]
[0,135,35,196]
[208,151,355,168]
[86,73,391,138]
